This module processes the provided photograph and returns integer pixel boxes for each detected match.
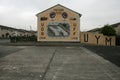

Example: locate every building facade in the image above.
[88,23,120,36]
[111,23,120,35]
[36,4,82,42]
[0,25,36,38]
[36,4,116,46]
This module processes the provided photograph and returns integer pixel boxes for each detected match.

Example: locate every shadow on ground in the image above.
[84,45,120,67]
[0,46,24,58]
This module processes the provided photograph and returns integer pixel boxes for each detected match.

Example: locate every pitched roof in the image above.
[88,28,101,32]
[0,25,17,30]
[88,22,120,32]
[111,22,120,28]
[0,25,36,32]
[36,4,82,17]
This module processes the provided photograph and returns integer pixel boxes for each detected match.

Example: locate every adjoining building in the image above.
[36,4,82,42]
[0,25,36,38]
[111,23,120,36]
[88,23,120,36]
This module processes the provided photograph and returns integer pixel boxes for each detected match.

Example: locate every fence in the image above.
[10,35,37,43]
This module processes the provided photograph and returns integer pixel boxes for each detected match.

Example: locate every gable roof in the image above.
[36,4,82,17]
[111,22,120,28]
[88,22,120,33]
[0,25,36,32]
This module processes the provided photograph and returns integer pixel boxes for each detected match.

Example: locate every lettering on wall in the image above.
[73,23,77,27]
[41,27,44,31]
[40,22,45,39]
[71,23,78,40]
[105,37,112,46]
[95,35,100,44]
[84,34,88,42]
[40,37,46,39]
[73,27,76,31]
[40,27,45,37]
[81,32,115,46]
[41,23,44,26]
[70,17,76,21]
[73,32,76,35]
[41,32,44,35]
[53,9,64,14]
[71,37,78,39]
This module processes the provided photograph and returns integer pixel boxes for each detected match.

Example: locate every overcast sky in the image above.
[0,0,120,31]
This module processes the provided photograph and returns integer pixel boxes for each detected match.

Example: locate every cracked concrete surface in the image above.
[0,46,120,80]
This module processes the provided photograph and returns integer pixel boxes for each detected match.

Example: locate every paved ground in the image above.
[84,45,120,67]
[0,45,120,80]
[0,39,10,43]
[0,46,23,58]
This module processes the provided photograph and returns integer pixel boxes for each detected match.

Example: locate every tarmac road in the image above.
[0,46,23,58]
[0,45,120,80]
[0,39,10,43]
[84,45,120,67]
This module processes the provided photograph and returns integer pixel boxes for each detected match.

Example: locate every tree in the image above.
[101,24,116,36]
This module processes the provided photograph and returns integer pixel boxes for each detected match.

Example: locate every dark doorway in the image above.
[2,34,4,38]
[6,33,9,38]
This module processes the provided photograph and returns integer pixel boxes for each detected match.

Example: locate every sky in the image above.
[0,0,120,31]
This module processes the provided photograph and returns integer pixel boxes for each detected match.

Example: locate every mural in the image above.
[36,4,81,41]
[47,22,70,37]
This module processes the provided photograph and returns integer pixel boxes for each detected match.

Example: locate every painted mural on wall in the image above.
[36,4,81,42]
[47,22,70,37]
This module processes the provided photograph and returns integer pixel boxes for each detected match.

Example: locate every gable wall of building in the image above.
[37,5,80,42]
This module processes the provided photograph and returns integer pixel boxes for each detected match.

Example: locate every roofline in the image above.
[0,25,36,32]
[36,4,82,17]
[111,22,120,28]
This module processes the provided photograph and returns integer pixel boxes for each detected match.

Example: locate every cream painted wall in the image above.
[37,4,80,42]
[80,32,116,46]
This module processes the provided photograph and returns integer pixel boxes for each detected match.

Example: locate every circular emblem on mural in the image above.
[50,12,56,18]
[62,12,68,19]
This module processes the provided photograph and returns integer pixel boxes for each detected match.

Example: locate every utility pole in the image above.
[30,26,32,31]
[29,26,33,36]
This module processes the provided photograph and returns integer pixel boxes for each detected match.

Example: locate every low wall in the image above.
[80,32,116,46]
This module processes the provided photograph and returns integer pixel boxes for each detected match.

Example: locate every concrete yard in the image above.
[84,45,120,67]
[0,45,120,80]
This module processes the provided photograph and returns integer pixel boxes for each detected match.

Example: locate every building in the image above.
[88,22,120,35]
[36,4,82,42]
[88,28,101,34]
[36,4,116,46]
[0,25,36,38]
[111,23,120,35]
